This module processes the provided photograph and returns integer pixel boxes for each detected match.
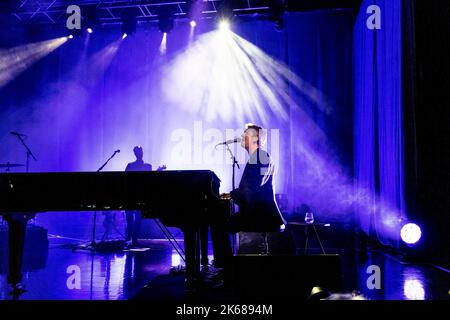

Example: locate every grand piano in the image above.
[0,170,231,292]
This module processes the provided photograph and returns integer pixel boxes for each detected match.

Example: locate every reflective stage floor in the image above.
[0,237,449,300]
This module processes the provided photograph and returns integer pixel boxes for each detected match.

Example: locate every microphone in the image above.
[10,131,26,137]
[114,149,120,153]
[216,137,241,146]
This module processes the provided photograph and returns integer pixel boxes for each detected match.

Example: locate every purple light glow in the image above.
[1,13,400,243]
[160,28,404,230]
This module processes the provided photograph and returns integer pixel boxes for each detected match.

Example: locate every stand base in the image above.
[72,240,127,253]
[10,283,27,300]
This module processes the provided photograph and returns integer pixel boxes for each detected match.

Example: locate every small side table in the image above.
[288,222,331,254]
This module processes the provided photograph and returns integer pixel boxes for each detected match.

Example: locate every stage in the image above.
[0,0,449,308]
[0,233,448,301]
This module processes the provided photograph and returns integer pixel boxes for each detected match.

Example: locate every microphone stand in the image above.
[76,150,120,252]
[7,133,36,296]
[90,150,120,248]
[12,133,37,229]
[225,144,240,190]
[97,150,119,173]
[224,144,239,255]
[13,134,37,172]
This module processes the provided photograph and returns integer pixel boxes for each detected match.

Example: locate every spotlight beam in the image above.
[162,29,331,124]
[0,37,68,88]
[232,34,333,114]
[228,35,288,121]
[159,32,167,55]
[161,30,407,241]
[84,39,122,88]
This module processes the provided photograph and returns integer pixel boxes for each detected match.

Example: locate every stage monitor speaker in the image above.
[231,254,342,300]
[236,231,296,255]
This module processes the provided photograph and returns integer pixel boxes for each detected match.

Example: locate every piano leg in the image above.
[200,225,209,267]
[183,227,200,288]
[3,214,28,295]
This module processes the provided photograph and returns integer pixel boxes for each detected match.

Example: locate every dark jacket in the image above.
[230,148,286,231]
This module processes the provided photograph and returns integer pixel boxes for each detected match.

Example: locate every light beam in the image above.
[159,32,167,55]
[0,37,68,88]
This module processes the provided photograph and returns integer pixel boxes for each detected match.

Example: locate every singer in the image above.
[210,123,286,280]
[125,146,152,247]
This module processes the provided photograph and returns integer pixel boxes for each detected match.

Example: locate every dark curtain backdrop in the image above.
[408,0,450,267]
[0,11,354,239]
[353,0,407,247]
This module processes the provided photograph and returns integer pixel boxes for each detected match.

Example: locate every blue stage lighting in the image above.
[400,223,422,244]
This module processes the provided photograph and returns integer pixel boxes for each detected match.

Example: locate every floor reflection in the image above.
[341,249,449,300]
[0,237,448,300]
[403,278,425,300]
[0,239,174,300]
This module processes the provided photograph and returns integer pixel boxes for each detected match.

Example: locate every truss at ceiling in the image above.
[10,1,272,25]
[8,1,361,25]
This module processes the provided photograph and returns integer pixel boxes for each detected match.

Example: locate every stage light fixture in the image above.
[219,20,230,31]
[122,33,128,40]
[268,0,285,31]
[308,287,331,300]
[187,0,202,28]
[158,9,174,34]
[121,9,137,37]
[217,1,233,26]
[400,223,422,245]
[66,26,82,39]
[83,5,98,34]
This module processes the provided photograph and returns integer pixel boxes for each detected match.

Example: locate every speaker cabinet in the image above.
[236,231,297,255]
[231,254,342,300]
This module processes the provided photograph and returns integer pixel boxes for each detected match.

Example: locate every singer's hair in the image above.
[245,123,267,147]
